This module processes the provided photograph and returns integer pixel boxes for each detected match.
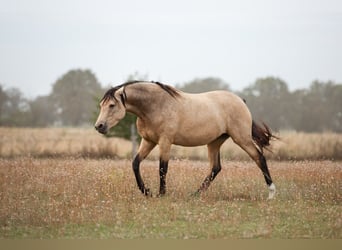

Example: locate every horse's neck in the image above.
[124,85,163,119]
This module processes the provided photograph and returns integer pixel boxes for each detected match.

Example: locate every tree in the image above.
[28,95,55,127]
[328,83,342,132]
[239,77,291,131]
[51,69,102,126]
[0,84,8,125]
[293,81,342,132]
[0,87,31,126]
[177,77,230,93]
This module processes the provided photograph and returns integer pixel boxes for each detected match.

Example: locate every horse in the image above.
[95,81,276,199]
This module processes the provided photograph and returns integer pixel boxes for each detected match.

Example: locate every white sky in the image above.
[1,0,342,98]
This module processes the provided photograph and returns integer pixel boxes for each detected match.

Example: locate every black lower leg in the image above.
[199,166,221,191]
[198,154,222,192]
[258,152,273,186]
[159,160,168,195]
[132,155,151,196]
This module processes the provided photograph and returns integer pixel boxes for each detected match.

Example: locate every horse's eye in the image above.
[109,104,115,108]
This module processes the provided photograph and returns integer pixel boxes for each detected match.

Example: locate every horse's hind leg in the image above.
[197,134,229,193]
[233,138,276,199]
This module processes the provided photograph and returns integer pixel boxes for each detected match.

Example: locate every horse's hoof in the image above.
[144,188,152,197]
[190,190,201,198]
[267,192,275,200]
[267,183,276,200]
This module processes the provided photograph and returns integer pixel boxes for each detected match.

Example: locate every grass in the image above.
[0,127,130,158]
[0,158,341,239]
[0,127,341,238]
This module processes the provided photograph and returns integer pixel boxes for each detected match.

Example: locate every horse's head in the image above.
[95,87,126,134]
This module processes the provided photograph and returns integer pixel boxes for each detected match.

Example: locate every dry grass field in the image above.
[0,127,341,160]
[0,127,341,239]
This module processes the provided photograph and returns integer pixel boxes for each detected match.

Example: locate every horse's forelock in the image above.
[101,86,121,103]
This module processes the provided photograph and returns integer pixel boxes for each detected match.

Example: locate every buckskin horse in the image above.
[95,81,276,199]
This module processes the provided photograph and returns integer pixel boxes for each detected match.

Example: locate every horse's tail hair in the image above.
[252,120,276,153]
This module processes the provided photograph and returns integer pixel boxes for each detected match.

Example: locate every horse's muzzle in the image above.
[95,122,108,134]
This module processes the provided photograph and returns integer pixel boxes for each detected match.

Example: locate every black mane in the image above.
[101,81,180,103]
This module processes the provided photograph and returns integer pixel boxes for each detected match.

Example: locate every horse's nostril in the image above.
[95,123,107,134]
[95,123,104,131]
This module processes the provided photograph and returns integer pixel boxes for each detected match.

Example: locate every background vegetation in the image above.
[0,69,341,135]
[0,128,341,161]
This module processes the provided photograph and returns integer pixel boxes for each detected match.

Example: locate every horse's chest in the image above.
[136,119,160,143]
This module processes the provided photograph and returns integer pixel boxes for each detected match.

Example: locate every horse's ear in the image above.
[115,87,127,107]
[120,93,126,107]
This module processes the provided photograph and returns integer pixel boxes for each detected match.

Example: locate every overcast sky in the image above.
[1,0,342,98]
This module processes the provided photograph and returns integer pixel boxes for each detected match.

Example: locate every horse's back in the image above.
[182,90,250,121]
[169,90,252,146]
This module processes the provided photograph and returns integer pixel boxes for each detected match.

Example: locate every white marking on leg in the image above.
[268,183,276,200]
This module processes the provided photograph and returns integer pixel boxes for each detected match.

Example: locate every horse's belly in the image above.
[173,105,226,146]
[173,128,222,146]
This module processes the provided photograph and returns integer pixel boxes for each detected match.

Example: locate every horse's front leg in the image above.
[132,138,156,196]
[159,159,168,196]
[158,138,171,197]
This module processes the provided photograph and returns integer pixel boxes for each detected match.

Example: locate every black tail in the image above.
[252,121,276,153]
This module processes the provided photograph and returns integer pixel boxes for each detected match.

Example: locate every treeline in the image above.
[177,77,342,133]
[0,69,341,133]
[0,69,102,127]
[239,78,342,132]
